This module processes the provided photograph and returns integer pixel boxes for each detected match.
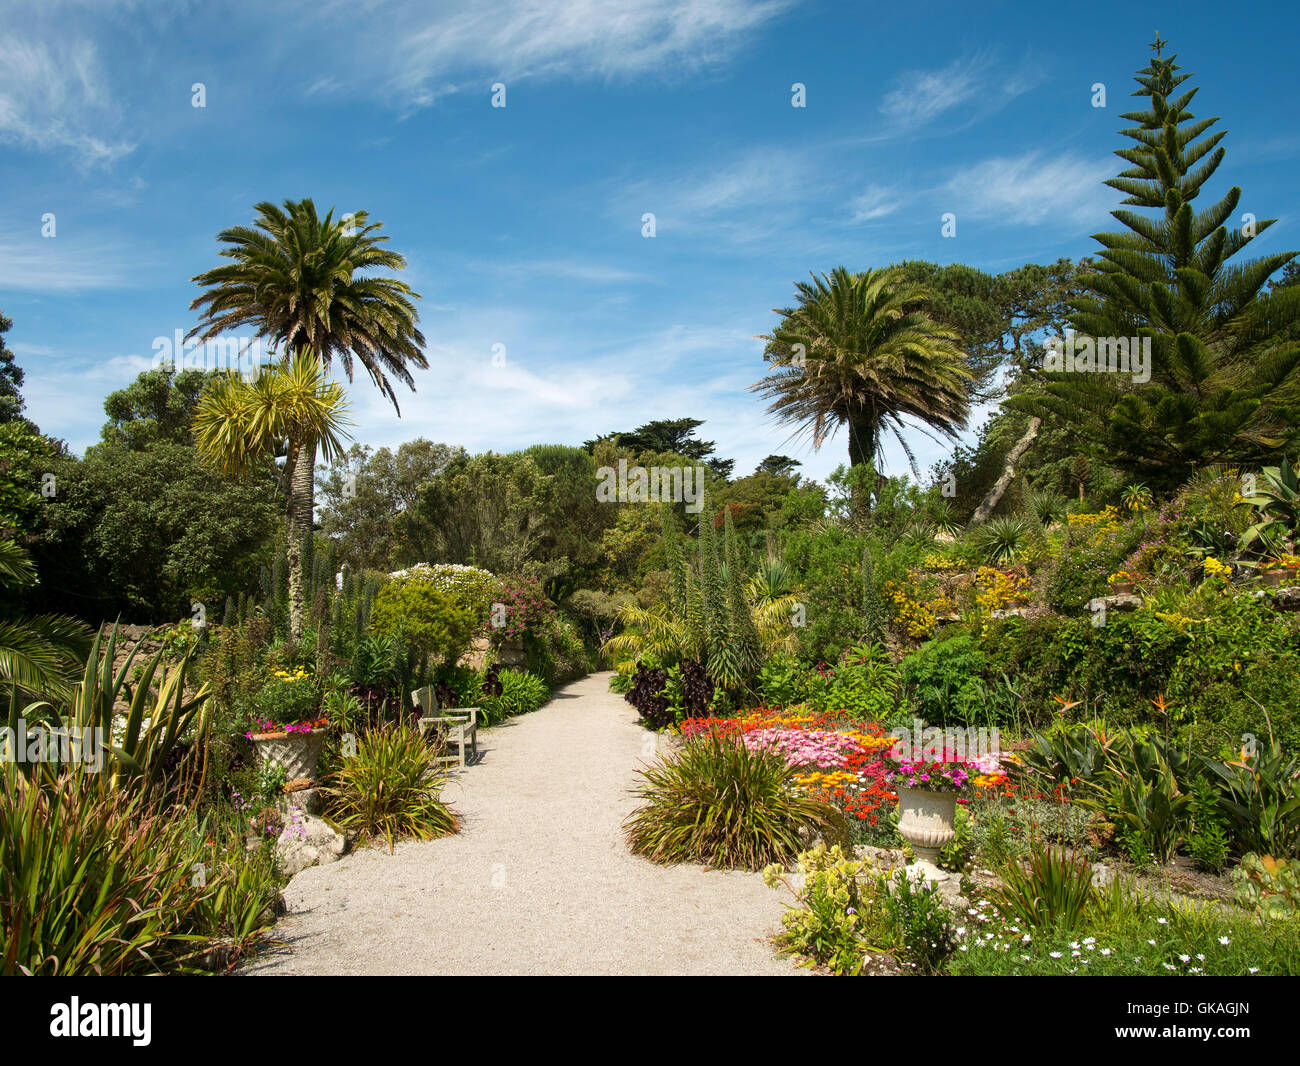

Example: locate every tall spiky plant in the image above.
[1007,39,1300,487]
[723,508,762,677]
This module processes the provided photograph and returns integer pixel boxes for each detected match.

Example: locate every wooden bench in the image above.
[412,685,480,769]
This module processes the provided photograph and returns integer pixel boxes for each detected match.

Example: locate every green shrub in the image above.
[1186,776,1231,874]
[882,870,956,974]
[525,614,589,685]
[478,669,549,724]
[253,666,322,728]
[900,634,989,726]
[324,721,459,851]
[1082,733,1193,865]
[370,576,475,670]
[388,563,497,627]
[938,802,974,872]
[1233,853,1300,918]
[758,654,825,708]
[764,843,891,975]
[625,731,849,870]
[823,642,899,720]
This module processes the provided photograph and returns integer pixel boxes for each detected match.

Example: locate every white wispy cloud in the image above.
[880,55,990,126]
[0,237,131,291]
[850,184,900,222]
[877,53,1042,133]
[612,149,815,243]
[296,0,792,107]
[944,150,1115,226]
[484,258,654,284]
[0,35,133,166]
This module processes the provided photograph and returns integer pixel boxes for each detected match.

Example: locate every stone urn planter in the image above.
[1108,580,1135,596]
[1264,568,1300,588]
[250,728,327,782]
[895,786,958,864]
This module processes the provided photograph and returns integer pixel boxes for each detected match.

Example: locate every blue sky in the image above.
[2,0,1297,485]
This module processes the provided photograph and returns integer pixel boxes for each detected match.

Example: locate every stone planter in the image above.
[1108,581,1135,596]
[250,728,327,782]
[1264,568,1299,588]
[895,786,958,864]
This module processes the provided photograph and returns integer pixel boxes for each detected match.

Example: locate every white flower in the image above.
[1022,934,1032,942]
[1196,953,1205,961]
[1157,917,1168,925]
[1082,937,1095,945]
[1101,948,1112,956]
[1179,954,1191,963]
[1218,937,1230,946]
[1249,967,1259,974]
[1049,951,1062,958]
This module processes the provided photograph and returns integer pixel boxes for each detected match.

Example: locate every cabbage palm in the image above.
[194,353,351,642]
[753,266,972,480]
[188,198,425,591]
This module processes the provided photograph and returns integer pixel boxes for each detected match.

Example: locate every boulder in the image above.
[276,813,346,877]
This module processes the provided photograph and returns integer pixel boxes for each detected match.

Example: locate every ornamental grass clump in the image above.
[324,721,459,852]
[989,842,1097,931]
[624,729,848,871]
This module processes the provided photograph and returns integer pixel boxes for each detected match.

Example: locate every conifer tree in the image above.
[1008,39,1300,487]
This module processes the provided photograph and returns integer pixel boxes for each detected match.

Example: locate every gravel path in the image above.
[245,672,805,976]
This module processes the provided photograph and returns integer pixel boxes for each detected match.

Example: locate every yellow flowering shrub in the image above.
[885,569,951,639]
[973,566,1030,613]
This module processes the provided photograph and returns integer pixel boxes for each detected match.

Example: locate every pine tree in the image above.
[1008,40,1300,487]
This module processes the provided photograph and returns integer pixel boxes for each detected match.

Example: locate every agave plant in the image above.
[1023,487,1068,527]
[968,515,1037,564]
[8,625,212,795]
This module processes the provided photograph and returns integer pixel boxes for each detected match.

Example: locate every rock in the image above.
[1088,593,1143,615]
[1270,586,1300,611]
[1091,862,1114,888]
[854,844,907,870]
[276,813,346,877]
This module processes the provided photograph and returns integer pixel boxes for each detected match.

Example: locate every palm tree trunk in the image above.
[285,437,317,644]
[968,416,1041,527]
[846,413,879,520]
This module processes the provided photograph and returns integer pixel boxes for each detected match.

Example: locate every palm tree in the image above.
[0,541,91,700]
[188,198,425,581]
[753,266,972,483]
[194,353,351,642]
